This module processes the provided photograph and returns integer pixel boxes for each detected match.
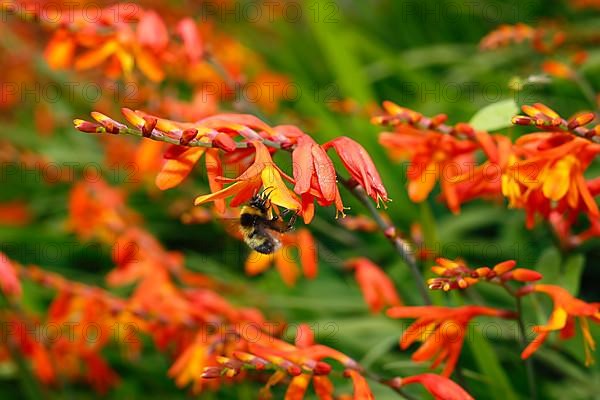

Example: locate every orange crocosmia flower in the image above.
[379,126,477,211]
[297,229,318,279]
[0,201,31,226]
[521,284,600,365]
[400,373,474,400]
[253,71,290,113]
[549,178,600,246]
[450,134,514,212]
[293,134,337,203]
[133,139,165,183]
[503,132,600,227]
[338,215,378,232]
[0,254,21,297]
[82,352,120,394]
[479,23,535,50]
[75,38,134,78]
[107,227,183,286]
[286,373,311,399]
[345,258,402,313]
[44,28,76,69]
[239,324,358,371]
[68,179,136,241]
[246,247,298,287]
[323,136,389,206]
[542,60,575,79]
[245,229,317,286]
[176,18,203,63]
[274,125,345,223]
[10,319,55,383]
[136,10,169,52]
[343,369,375,400]
[168,332,218,393]
[282,324,335,400]
[66,7,168,82]
[121,108,237,211]
[288,130,345,222]
[387,305,514,376]
[155,146,208,190]
[194,141,301,212]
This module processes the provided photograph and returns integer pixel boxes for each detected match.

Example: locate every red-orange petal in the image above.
[156,147,205,190]
[297,229,317,279]
[401,373,474,400]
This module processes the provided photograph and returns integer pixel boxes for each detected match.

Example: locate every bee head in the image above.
[249,187,275,212]
[248,194,269,212]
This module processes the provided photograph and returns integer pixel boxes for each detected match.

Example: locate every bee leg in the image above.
[286,212,298,230]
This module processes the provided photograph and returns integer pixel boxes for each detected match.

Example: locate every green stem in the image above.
[361,370,418,400]
[499,283,537,400]
[516,296,538,400]
[339,178,431,305]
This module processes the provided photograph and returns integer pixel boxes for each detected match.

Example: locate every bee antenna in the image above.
[263,187,277,199]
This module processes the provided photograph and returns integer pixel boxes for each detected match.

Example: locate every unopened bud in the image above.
[512,116,532,126]
[201,367,222,379]
[180,128,198,146]
[142,116,157,137]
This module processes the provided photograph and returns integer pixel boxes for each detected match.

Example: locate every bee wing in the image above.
[217,217,245,241]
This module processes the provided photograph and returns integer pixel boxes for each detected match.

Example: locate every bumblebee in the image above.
[239,190,297,254]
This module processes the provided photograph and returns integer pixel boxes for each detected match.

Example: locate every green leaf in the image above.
[360,335,399,369]
[535,247,562,284]
[561,253,585,296]
[469,99,518,131]
[468,329,519,400]
[306,0,374,104]
[535,248,584,296]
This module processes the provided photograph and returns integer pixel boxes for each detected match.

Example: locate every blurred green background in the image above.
[1,0,599,398]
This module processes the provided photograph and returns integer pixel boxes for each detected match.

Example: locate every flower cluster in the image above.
[507,104,600,231]
[374,101,600,243]
[480,17,597,94]
[4,0,289,117]
[42,5,181,81]
[0,178,475,399]
[427,258,542,291]
[519,284,600,366]
[74,108,390,224]
[479,23,565,53]
[345,258,402,313]
[374,101,500,214]
[387,305,516,377]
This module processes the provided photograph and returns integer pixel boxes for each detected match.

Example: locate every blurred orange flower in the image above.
[344,369,374,400]
[345,258,402,313]
[521,284,600,365]
[399,373,474,400]
[0,201,31,226]
[0,254,21,297]
[245,228,317,286]
[503,130,600,227]
[387,305,514,376]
